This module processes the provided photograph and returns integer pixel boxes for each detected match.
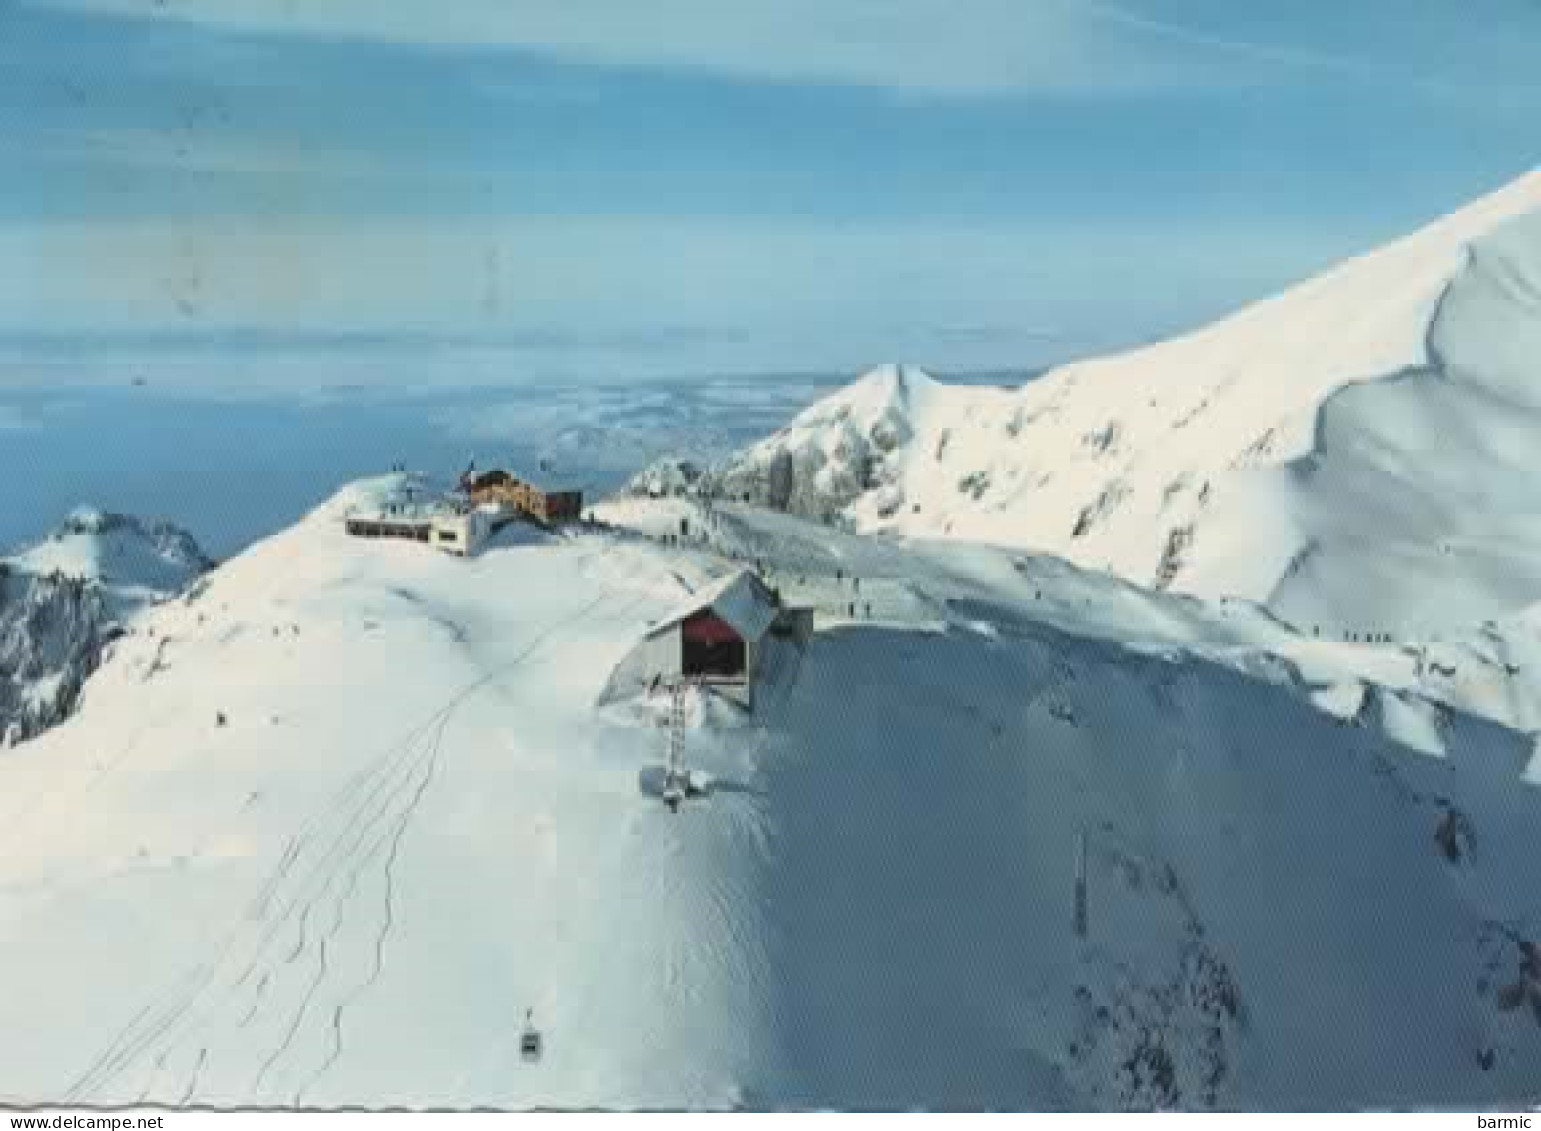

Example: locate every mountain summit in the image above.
[1,508,211,745]
[5,174,1541,1111]
[697,170,1541,634]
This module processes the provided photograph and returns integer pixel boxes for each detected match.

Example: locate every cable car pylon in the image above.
[653,678,709,812]
[662,681,688,811]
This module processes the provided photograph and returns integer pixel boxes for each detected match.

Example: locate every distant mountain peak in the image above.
[857,361,931,397]
[2,507,211,746]
[57,505,117,537]
[674,170,1541,632]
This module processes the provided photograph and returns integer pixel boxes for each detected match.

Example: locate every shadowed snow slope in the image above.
[2,483,1538,1111]
[698,171,1541,637]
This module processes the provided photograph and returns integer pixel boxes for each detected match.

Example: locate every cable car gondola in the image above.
[520,1009,543,1063]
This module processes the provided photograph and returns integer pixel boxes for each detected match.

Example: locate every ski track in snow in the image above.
[65,565,651,1106]
[0,475,1535,1108]
[11,170,1541,1109]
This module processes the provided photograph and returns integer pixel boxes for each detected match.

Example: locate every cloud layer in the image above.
[34,0,1541,101]
[32,0,1224,95]
[8,0,1537,376]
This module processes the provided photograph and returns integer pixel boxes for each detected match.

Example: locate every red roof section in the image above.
[682,610,742,646]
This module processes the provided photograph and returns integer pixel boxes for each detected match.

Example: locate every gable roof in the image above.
[465,468,583,496]
[466,469,520,491]
[652,570,779,643]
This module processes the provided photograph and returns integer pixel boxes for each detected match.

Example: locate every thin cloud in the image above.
[29,0,1221,95]
[31,0,1541,104]
[1077,0,1541,107]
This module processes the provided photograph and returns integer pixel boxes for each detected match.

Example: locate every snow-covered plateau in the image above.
[3,169,1541,1111]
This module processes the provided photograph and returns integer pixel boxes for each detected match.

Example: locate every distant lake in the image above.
[0,380,809,557]
[1,368,1043,559]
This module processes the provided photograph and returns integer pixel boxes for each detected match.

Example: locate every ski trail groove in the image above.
[69,578,639,1103]
[295,713,450,1103]
[177,1048,207,1107]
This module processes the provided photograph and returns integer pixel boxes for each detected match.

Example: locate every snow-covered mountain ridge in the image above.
[1,476,1537,1110]
[0,507,211,745]
[669,170,1541,637]
[6,170,1541,1111]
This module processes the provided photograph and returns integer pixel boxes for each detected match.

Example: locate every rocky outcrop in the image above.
[0,510,211,747]
[623,457,706,499]
[622,365,929,530]
[707,365,923,523]
[0,569,118,745]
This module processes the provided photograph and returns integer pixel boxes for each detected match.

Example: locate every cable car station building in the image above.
[603,571,782,710]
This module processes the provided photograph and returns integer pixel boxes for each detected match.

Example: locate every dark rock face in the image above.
[0,570,118,745]
[766,450,795,513]
[622,366,925,527]
[623,458,705,499]
[0,512,211,747]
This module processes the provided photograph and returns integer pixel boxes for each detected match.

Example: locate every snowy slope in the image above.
[694,171,1541,637]
[1251,201,1541,630]
[1,481,1538,1111]
[1,507,211,745]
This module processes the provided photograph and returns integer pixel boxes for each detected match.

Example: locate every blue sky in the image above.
[1,0,1536,379]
